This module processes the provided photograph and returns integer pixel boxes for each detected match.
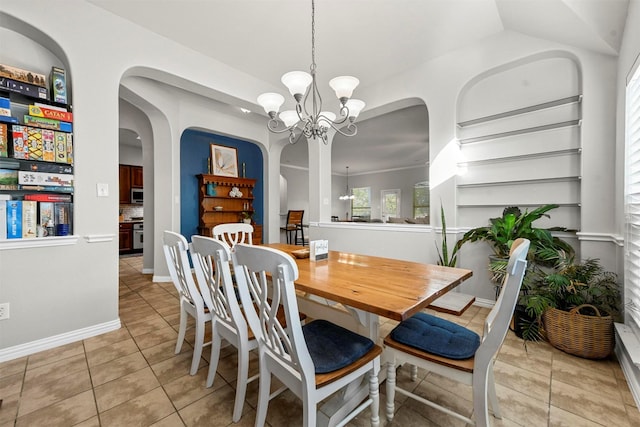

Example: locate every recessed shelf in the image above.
[457,95,582,128]
[459,148,581,166]
[458,120,581,145]
[457,176,581,189]
[457,203,581,209]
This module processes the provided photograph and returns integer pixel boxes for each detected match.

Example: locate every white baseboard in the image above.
[142,268,154,274]
[0,318,121,363]
[153,274,171,283]
[473,297,495,309]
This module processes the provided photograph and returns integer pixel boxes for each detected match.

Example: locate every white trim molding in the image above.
[84,234,116,243]
[313,221,432,233]
[0,319,121,363]
[576,232,624,245]
[0,235,79,250]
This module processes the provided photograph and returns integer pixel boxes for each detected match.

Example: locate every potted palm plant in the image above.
[455,204,575,337]
[519,255,620,358]
[456,204,574,264]
[456,204,574,286]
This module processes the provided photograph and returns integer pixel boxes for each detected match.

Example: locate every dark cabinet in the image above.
[119,164,143,203]
[119,165,131,204]
[131,166,143,188]
[119,222,133,252]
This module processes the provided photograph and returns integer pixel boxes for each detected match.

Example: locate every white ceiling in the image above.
[96,0,629,173]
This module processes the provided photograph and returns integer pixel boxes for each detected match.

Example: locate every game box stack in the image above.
[0,63,74,240]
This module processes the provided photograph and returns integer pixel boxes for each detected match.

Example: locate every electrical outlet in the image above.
[0,303,9,320]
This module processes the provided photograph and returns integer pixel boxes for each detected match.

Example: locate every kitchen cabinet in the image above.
[131,166,143,188]
[119,222,132,252]
[119,165,131,203]
[119,164,143,203]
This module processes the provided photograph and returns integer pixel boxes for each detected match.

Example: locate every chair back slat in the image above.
[484,238,528,336]
[191,236,245,332]
[212,223,253,247]
[162,231,202,308]
[479,238,529,360]
[232,244,314,380]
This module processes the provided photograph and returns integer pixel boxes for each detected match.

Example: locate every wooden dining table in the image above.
[264,243,472,326]
[262,243,473,426]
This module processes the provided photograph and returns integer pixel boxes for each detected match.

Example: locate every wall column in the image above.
[307,130,335,223]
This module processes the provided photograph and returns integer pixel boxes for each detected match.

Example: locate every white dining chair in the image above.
[190,235,258,423]
[212,222,253,247]
[384,238,530,427]
[162,231,212,375]
[232,243,383,427]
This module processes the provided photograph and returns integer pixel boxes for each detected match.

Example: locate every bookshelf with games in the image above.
[0,63,75,246]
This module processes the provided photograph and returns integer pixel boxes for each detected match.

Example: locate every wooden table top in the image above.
[263,243,473,322]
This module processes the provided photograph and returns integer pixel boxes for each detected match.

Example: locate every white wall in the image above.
[0,0,626,359]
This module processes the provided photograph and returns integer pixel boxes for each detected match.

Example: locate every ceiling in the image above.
[95,0,629,173]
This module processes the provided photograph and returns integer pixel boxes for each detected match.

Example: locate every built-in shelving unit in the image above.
[456,74,583,230]
[1,70,74,243]
[197,174,262,243]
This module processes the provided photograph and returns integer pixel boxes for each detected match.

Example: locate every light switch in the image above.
[97,183,109,197]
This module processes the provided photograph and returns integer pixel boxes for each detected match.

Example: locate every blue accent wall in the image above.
[180,129,263,240]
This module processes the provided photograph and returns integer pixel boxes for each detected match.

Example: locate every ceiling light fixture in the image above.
[257,0,365,145]
[339,166,355,200]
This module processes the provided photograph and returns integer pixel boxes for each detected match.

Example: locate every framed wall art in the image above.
[210,144,239,177]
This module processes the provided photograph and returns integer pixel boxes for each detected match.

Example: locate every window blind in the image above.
[625,65,640,329]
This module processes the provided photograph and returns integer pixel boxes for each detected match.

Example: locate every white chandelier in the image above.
[257,0,365,145]
[339,166,355,200]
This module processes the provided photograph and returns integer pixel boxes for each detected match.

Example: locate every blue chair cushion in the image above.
[303,319,374,374]
[390,312,480,359]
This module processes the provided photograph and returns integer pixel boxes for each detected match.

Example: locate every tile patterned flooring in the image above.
[1,255,639,426]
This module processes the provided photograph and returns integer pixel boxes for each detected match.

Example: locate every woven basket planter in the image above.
[542,304,614,359]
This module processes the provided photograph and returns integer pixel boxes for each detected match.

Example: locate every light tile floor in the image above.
[1,255,639,426]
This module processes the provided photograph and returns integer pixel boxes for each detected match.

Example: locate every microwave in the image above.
[131,188,143,204]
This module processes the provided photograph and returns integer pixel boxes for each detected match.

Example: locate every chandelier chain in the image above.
[311,0,316,73]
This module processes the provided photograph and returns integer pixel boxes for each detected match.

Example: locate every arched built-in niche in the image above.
[456,52,582,231]
[179,129,264,240]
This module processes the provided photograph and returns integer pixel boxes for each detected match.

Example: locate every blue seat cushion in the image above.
[390,312,480,359]
[303,319,374,374]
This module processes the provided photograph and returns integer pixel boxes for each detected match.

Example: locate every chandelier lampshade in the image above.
[329,76,360,101]
[257,93,285,118]
[279,110,300,128]
[345,99,366,119]
[281,71,313,99]
[257,0,365,144]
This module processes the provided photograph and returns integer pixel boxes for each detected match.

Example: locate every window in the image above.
[381,189,401,219]
[351,187,371,219]
[625,63,640,330]
[413,181,429,218]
